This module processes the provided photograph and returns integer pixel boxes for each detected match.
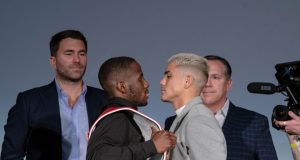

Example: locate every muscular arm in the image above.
[86,112,157,160]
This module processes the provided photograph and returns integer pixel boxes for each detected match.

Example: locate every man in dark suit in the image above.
[1,30,108,160]
[165,55,278,160]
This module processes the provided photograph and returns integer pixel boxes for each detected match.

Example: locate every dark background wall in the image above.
[1,1,299,159]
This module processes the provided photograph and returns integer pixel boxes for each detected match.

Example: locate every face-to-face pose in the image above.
[160,53,208,109]
[125,61,149,106]
[99,56,149,106]
[160,62,186,106]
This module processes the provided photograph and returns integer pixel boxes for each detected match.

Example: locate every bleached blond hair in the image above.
[168,53,208,90]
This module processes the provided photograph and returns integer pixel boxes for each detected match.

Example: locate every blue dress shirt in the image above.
[56,80,89,160]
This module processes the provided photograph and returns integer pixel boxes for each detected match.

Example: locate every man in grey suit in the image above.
[160,53,227,160]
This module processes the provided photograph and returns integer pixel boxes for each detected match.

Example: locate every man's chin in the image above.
[160,96,169,102]
[69,77,84,83]
[137,102,148,107]
[58,77,83,83]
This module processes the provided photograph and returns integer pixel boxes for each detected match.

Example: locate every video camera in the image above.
[247,60,300,130]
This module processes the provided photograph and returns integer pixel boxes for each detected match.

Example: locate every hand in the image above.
[151,126,177,153]
[275,111,300,135]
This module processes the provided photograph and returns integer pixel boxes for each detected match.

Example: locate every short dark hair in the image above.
[49,30,87,56]
[205,55,232,79]
[98,56,136,95]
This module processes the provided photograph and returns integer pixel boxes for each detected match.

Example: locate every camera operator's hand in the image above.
[287,134,300,159]
[275,111,300,135]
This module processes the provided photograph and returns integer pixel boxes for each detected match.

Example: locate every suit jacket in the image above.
[165,101,278,160]
[1,81,108,160]
[169,97,227,160]
[223,102,277,160]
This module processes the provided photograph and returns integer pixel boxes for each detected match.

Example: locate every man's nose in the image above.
[73,54,80,62]
[205,78,212,87]
[160,78,165,85]
[144,79,149,88]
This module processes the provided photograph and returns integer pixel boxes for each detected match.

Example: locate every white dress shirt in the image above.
[214,99,230,127]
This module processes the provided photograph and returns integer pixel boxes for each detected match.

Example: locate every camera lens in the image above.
[272,105,290,121]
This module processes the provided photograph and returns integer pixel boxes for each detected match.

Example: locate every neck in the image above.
[57,78,83,91]
[56,78,83,107]
[172,93,198,110]
[206,100,226,114]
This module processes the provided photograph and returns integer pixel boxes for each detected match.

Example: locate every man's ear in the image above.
[184,75,193,89]
[226,79,233,92]
[116,81,127,94]
[49,56,56,69]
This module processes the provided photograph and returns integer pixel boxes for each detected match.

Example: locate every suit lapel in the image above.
[85,87,96,127]
[169,97,201,132]
[40,81,61,134]
[222,102,235,135]
[172,114,188,133]
[169,105,191,132]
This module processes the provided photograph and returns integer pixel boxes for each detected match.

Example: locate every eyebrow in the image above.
[64,49,74,52]
[139,72,144,78]
[164,70,170,75]
[211,73,221,76]
[64,49,86,53]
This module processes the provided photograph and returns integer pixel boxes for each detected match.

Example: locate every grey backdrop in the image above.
[0,1,299,159]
